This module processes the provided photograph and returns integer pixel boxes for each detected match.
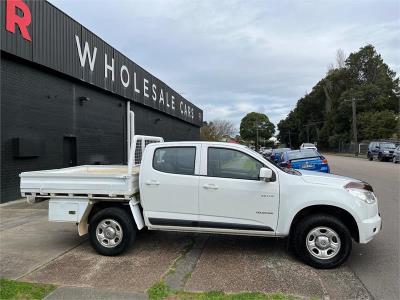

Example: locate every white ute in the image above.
[20,115,381,269]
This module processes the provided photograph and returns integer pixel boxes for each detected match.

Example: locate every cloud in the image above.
[50,0,400,131]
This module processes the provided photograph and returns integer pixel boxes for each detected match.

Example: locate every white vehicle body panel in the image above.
[49,198,89,222]
[275,170,380,243]
[20,165,139,198]
[139,143,202,226]
[198,143,280,232]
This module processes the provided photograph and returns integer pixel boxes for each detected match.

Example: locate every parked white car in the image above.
[300,143,318,150]
[20,115,381,269]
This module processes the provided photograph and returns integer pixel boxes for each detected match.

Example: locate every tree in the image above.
[336,49,346,69]
[211,119,236,139]
[200,119,236,141]
[277,44,399,151]
[357,110,398,140]
[240,112,275,150]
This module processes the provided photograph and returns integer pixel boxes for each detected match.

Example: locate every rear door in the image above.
[140,145,200,227]
[198,146,279,233]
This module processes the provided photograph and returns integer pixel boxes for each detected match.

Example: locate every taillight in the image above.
[322,158,328,164]
[287,161,292,168]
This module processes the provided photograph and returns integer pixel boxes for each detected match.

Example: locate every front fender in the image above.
[276,186,363,236]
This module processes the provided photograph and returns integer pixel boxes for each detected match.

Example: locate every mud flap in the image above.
[129,197,145,230]
[78,201,93,236]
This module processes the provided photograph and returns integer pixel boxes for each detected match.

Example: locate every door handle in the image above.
[203,184,218,190]
[145,180,160,186]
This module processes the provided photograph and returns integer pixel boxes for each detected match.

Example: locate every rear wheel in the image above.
[393,156,398,164]
[293,214,352,269]
[367,152,373,161]
[89,207,136,256]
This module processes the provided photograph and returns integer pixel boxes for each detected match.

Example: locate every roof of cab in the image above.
[150,141,248,149]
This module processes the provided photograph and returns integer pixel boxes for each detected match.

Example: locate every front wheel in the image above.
[293,214,352,269]
[378,153,384,162]
[89,207,136,256]
[367,152,373,161]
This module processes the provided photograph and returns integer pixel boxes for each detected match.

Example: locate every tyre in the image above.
[367,152,373,161]
[89,207,136,256]
[293,214,352,269]
[378,153,384,162]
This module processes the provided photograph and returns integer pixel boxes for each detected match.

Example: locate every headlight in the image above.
[384,150,389,154]
[347,188,377,204]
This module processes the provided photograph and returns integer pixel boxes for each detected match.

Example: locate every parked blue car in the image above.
[279,149,330,173]
[270,148,291,164]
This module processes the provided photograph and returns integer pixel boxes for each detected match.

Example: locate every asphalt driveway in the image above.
[325,155,400,300]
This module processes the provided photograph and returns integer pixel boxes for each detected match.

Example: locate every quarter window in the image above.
[207,148,264,180]
[153,147,196,175]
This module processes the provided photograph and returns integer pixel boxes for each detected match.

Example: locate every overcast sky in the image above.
[50,0,399,131]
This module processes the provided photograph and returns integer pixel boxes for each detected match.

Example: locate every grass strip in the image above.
[0,278,56,300]
[148,281,298,300]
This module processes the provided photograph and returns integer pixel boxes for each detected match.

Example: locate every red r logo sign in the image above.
[6,0,32,42]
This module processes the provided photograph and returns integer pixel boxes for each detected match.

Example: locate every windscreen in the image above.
[381,143,396,149]
[288,149,319,160]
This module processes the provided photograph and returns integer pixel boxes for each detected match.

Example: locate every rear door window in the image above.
[153,147,196,175]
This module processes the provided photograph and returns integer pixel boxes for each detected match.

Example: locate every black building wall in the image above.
[1,54,200,202]
[0,0,203,127]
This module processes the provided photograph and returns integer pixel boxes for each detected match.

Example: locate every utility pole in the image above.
[351,97,358,157]
[345,95,363,157]
[254,125,271,151]
[256,127,259,151]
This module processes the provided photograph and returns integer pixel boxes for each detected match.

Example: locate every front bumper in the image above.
[358,213,382,243]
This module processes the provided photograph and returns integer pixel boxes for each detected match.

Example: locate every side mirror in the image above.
[259,167,273,181]
[376,145,380,149]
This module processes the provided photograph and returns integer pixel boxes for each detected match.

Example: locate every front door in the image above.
[140,145,200,227]
[198,146,279,232]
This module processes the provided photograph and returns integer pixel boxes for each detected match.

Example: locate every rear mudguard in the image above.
[77,196,144,236]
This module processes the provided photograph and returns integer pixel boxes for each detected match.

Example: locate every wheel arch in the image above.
[78,201,136,236]
[289,204,359,243]
[88,201,132,222]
